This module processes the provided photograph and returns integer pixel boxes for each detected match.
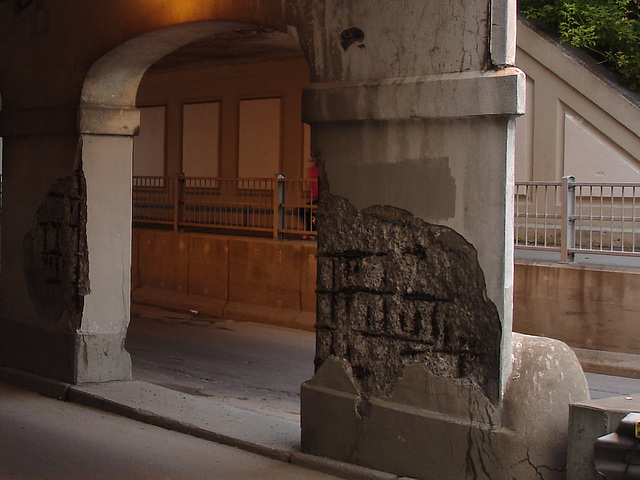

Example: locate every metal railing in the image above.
[515,176,640,262]
[133,175,317,240]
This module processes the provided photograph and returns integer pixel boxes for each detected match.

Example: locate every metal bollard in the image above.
[594,413,640,479]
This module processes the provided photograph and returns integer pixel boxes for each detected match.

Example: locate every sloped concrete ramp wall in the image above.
[515,19,640,182]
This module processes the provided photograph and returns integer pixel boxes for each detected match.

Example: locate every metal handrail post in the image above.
[173,173,184,231]
[273,174,285,240]
[561,175,576,263]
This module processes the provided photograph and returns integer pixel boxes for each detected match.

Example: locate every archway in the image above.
[79,21,309,382]
[0,94,2,263]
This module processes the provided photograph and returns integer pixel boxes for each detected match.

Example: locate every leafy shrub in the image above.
[519,0,640,90]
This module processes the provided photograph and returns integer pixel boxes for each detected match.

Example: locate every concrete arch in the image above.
[78,21,306,382]
[81,21,263,135]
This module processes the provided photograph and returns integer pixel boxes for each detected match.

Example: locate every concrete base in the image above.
[132,286,316,331]
[75,331,132,383]
[301,334,590,480]
[0,319,131,384]
[567,396,640,480]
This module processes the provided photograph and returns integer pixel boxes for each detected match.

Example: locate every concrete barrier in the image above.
[132,232,640,367]
[514,260,640,374]
[131,229,317,330]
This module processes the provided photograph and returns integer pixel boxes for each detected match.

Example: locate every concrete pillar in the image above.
[0,131,85,382]
[78,133,134,382]
[289,1,590,477]
[74,20,307,382]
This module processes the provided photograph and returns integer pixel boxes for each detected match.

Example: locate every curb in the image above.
[0,366,70,400]
[0,367,413,480]
[66,386,292,463]
[574,348,640,379]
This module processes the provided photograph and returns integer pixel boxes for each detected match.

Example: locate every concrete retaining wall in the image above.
[132,230,640,366]
[131,229,317,330]
[514,260,640,357]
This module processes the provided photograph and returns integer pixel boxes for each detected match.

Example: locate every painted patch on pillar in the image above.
[315,195,501,403]
[23,141,89,330]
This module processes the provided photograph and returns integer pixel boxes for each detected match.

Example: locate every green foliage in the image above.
[519,0,640,90]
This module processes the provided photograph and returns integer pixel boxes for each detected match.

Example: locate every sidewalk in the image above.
[0,379,343,480]
[3,302,640,480]
[0,367,404,480]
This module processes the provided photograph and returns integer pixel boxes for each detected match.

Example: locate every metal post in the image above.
[273,174,285,240]
[173,173,184,232]
[561,175,576,263]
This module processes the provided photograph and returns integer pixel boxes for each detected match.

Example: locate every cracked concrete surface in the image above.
[303,333,589,480]
[315,195,501,403]
[288,0,490,82]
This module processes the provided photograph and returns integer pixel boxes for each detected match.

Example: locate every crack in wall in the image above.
[465,391,500,479]
[525,448,566,479]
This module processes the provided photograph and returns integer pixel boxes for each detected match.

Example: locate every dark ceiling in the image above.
[148,28,304,72]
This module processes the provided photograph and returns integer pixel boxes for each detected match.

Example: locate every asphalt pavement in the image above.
[125,304,640,407]
[126,304,315,421]
[2,303,640,480]
[0,381,342,480]
[585,371,640,400]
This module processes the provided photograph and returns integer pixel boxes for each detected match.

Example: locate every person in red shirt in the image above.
[303,155,318,237]
[307,155,318,203]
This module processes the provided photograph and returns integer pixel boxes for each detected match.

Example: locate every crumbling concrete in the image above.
[23,141,89,331]
[302,333,590,480]
[315,195,502,403]
[303,195,589,479]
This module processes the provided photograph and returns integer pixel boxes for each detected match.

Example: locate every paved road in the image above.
[126,304,316,421]
[127,304,640,411]
[586,372,640,399]
[0,381,340,480]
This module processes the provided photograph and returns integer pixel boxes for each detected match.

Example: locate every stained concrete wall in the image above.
[136,56,309,178]
[514,260,640,358]
[131,229,317,330]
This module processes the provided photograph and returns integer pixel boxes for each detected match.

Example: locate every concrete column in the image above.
[73,21,259,383]
[302,69,524,401]
[289,1,590,478]
[79,133,134,382]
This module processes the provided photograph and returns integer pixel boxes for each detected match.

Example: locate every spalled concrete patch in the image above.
[302,334,590,480]
[315,195,501,403]
[303,195,590,479]
[23,141,89,330]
